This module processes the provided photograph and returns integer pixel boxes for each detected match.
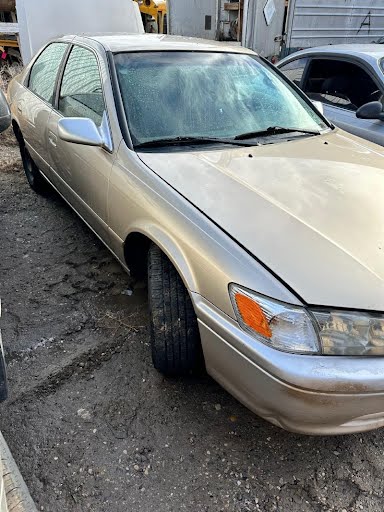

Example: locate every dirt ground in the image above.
[1,129,384,512]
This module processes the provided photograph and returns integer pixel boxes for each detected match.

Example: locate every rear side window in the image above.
[28,43,67,104]
[58,45,105,126]
[279,58,308,87]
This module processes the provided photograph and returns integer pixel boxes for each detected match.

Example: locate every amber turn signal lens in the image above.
[234,293,272,338]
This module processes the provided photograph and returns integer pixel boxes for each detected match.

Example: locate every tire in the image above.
[148,244,204,376]
[19,141,50,195]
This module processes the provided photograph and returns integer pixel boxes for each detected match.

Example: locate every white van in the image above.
[7,0,144,64]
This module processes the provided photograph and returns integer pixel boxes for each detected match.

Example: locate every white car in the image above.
[277,44,384,146]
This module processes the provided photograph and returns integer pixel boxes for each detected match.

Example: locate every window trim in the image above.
[27,42,69,107]
[53,41,114,153]
[106,51,133,150]
[55,42,106,118]
[301,54,383,113]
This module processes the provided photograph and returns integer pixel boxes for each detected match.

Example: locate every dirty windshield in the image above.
[114,51,329,146]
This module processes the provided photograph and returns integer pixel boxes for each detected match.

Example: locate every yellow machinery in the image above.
[0,0,21,63]
[134,0,167,34]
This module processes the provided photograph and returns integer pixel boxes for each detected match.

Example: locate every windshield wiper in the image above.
[234,126,321,140]
[135,136,256,149]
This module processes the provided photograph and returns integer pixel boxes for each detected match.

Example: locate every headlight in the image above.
[230,284,384,356]
[314,310,384,355]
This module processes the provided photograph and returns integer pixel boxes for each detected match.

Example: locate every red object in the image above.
[1,52,7,60]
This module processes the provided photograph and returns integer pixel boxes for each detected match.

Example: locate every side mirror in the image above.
[58,113,113,151]
[0,89,11,133]
[356,101,384,121]
[311,100,324,115]
[58,117,104,147]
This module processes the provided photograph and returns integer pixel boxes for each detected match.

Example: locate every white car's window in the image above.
[278,58,308,87]
[58,45,105,126]
[114,52,328,146]
[28,43,67,104]
[304,58,382,111]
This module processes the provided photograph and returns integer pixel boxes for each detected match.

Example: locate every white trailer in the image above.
[168,0,384,59]
[283,0,384,54]
[8,0,143,64]
[242,0,384,59]
[167,0,219,40]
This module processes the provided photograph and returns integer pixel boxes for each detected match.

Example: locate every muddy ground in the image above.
[1,129,384,512]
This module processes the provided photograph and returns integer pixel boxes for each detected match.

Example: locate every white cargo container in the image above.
[167,0,218,40]
[243,0,384,58]
[167,0,384,59]
[15,0,144,64]
[242,0,286,58]
[283,0,384,53]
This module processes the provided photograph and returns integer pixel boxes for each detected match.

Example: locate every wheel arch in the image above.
[123,227,198,293]
[12,119,22,144]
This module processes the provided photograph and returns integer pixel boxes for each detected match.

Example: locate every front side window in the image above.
[59,45,105,126]
[114,51,328,146]
[29,43,67,104]
[304,58,382,111]
[279,58,308,87]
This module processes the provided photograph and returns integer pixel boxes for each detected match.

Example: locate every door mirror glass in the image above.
[0,89,11,133]
[58,117,104,147]
[311,100,324,115]
[356,101,384,121]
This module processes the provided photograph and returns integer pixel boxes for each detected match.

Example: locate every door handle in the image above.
[48,132,57,147]
[17,104,22,114]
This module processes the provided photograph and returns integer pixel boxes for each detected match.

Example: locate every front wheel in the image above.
[148,244,204,376]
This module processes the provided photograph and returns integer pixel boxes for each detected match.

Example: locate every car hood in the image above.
[139,131,384,311]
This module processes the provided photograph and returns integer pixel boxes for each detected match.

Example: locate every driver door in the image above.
[47,44,114,242]
[303,57,384,146]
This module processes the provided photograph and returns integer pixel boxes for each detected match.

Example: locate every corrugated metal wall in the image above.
[285,0,384,53]
[168,0,219,40]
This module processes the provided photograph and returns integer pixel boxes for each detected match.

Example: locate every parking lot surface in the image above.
[1,131,384,512]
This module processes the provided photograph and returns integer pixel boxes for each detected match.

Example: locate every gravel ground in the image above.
[1,129,384,512]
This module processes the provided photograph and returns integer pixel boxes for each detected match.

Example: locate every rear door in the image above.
[15,42,68,173]
[47,44,115,242]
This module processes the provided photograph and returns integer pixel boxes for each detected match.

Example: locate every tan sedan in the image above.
[7,34,384,435]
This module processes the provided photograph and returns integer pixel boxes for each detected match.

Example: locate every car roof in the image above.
[279,44,384,65]
[62,33,255,55]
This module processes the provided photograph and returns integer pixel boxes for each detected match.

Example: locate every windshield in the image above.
[114,51,329,146]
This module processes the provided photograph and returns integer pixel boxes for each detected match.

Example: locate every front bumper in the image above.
[193,293,384,435]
